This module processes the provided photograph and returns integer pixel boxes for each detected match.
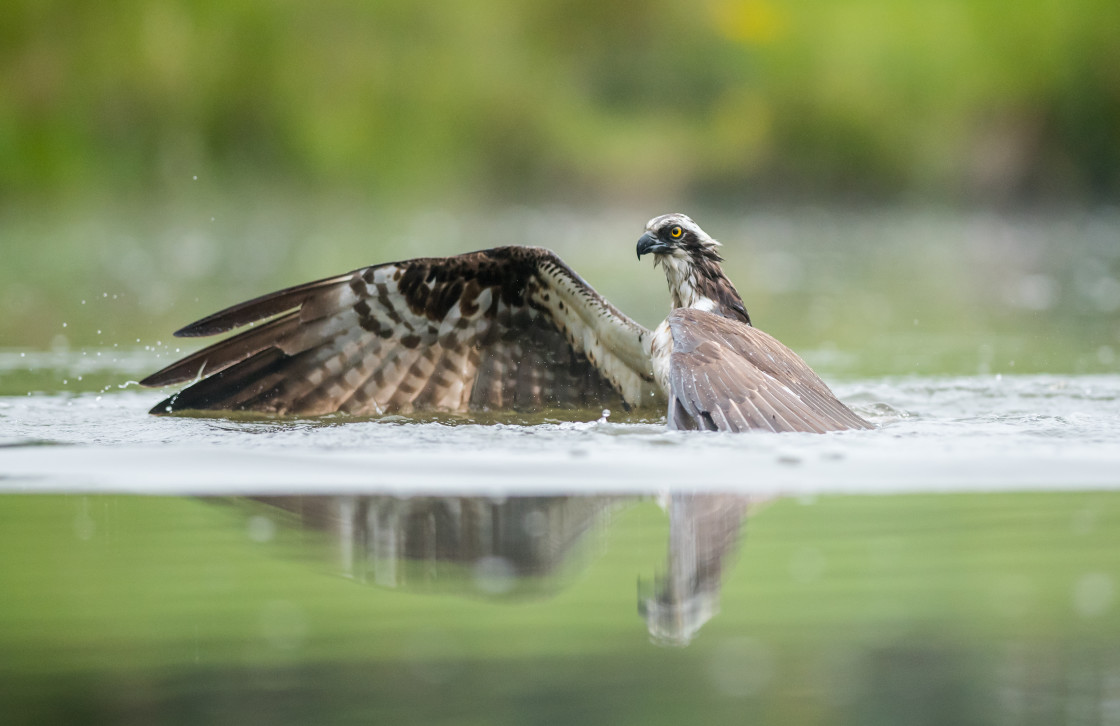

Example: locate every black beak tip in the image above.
[636,232,659,260]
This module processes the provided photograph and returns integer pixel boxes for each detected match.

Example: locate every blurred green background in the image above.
[6,0,1119,203]
[2,0,1118,373]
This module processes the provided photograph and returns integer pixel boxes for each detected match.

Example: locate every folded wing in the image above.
[141,247,663,416]
[666,309,871,433]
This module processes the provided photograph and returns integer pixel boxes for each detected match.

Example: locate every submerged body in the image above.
[141,214,870,433]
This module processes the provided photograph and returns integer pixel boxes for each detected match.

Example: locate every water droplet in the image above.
[707,637,774,696]
[522,510,548,538]
[473,556,515,595]
[258,600,306,651]
[74,511,96,541]
[1098,345,1116,366]
[1089,276,1120,313]
[247,515,277,543]
[1073,572,1115,618]
[789,546,826,583]
[1009,274,1058,310]
[1072,508,1098,535]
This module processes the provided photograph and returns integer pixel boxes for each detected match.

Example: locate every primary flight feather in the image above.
[141,214,870,432]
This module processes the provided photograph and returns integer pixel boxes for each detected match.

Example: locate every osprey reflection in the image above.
[246,493,751,645]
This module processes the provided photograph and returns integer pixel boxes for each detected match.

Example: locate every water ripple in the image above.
[0,371,1118,494]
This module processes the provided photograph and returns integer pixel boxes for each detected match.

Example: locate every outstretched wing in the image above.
[665,309,871,433]
[141,247,663,416]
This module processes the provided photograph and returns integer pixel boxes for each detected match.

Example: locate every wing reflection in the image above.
[247,492,751,645]
[252,495,620,595]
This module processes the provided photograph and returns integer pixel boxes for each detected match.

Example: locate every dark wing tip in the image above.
[147,393,177,415]
[142,309,303,389]
[138,371,174,388]
[138,366,197,388]
[173,318,227,338]
[169,271,359,339]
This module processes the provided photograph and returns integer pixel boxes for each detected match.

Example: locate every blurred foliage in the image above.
[2,0,1119,204]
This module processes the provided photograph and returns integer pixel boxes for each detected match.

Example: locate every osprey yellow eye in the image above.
[670,226,683,239]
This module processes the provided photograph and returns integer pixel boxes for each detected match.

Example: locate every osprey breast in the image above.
[649,318,675,397]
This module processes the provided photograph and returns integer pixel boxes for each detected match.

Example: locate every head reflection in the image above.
[640,494,751,647]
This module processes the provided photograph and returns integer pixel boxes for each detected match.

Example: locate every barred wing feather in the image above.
[141,247,663,416]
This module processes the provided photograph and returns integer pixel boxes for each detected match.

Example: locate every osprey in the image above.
[141,213,870,433]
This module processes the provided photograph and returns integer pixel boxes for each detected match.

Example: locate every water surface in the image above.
[1,350,1118,725]
[2,350,1118,493]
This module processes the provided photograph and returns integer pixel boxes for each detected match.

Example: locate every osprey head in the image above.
[635,213,749,325]
[636,213,722,262]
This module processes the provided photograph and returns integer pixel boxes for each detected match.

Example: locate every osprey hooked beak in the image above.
[636,232,671,260]
[637,213,701,260]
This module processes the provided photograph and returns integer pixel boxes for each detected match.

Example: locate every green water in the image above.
[2,492,1117,725]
